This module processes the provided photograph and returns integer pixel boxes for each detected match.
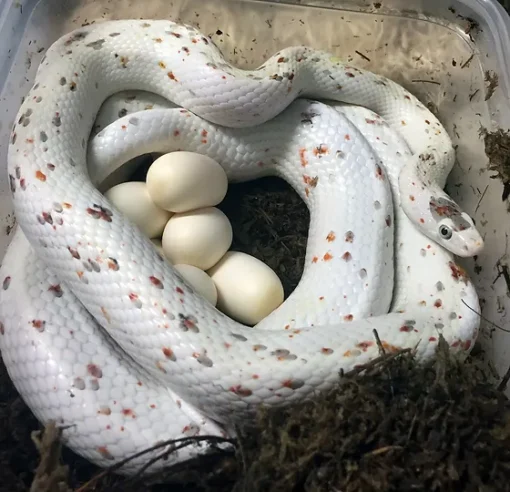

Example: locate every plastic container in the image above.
[0,0,509,392]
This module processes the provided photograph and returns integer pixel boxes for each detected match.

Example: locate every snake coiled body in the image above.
[0,20,483,473]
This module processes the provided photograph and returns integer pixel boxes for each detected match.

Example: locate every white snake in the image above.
[0,20,484,474]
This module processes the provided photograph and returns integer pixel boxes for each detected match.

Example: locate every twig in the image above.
[131,448,173,479]
[406,411,419,443]
[235,423,248,480]
[497,364,510,392]
[475,184,489,214]
[75,436,235,492]
[29,422,71,492]
[118,448,179,490]
[355,50,371,62]
[494,261,510,298]
[461,54,474,69]
[363,445,403,457]
[411,79,441,85]
[469,89,480,101]
[373,329,386,355]
[123,452,237,492]
[342,348,413,379]
[461,299,510,333]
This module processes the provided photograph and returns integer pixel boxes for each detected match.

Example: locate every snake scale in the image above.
[0,20,484,474]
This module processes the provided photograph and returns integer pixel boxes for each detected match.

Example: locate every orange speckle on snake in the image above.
[97,446,114,460]
[229,385,252,397]
[122,408,135,418]
[101,307,111,323]
[313,144,329,156]
[356,341,374,351]
[31,319,45,332]
[299,148,308,167]
[162,347,176,360]
[149,276,164,289]
[35,170,46,181]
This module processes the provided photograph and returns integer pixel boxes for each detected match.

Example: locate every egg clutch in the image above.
[104,151,285,326]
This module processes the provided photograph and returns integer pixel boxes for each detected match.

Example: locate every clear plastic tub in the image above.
[0,0,509,390]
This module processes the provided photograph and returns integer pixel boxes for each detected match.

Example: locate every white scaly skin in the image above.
[332,103,481,321]
[88,96,482,339]
[89,101,396,330]
[1,20,483,473]
[1,98,393,474]
[0,231,232,475]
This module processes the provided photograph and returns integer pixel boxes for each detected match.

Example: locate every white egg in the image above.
[162,207,233,270]
[173,264,218,305]
[146,151,228,213]
[150,238,164,256]
[104,181,172,239]
[208,251,284,325]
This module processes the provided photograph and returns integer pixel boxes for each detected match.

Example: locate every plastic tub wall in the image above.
[0,0,510,389]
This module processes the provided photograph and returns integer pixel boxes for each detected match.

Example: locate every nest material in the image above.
[6,326,510,492]
[481,128,510,204]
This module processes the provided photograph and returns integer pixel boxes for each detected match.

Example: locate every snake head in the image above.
[399,162,484,258]
[428,195,484,257]
[434,215,484,257]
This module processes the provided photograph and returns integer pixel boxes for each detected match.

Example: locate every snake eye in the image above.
[439,225,453,240]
